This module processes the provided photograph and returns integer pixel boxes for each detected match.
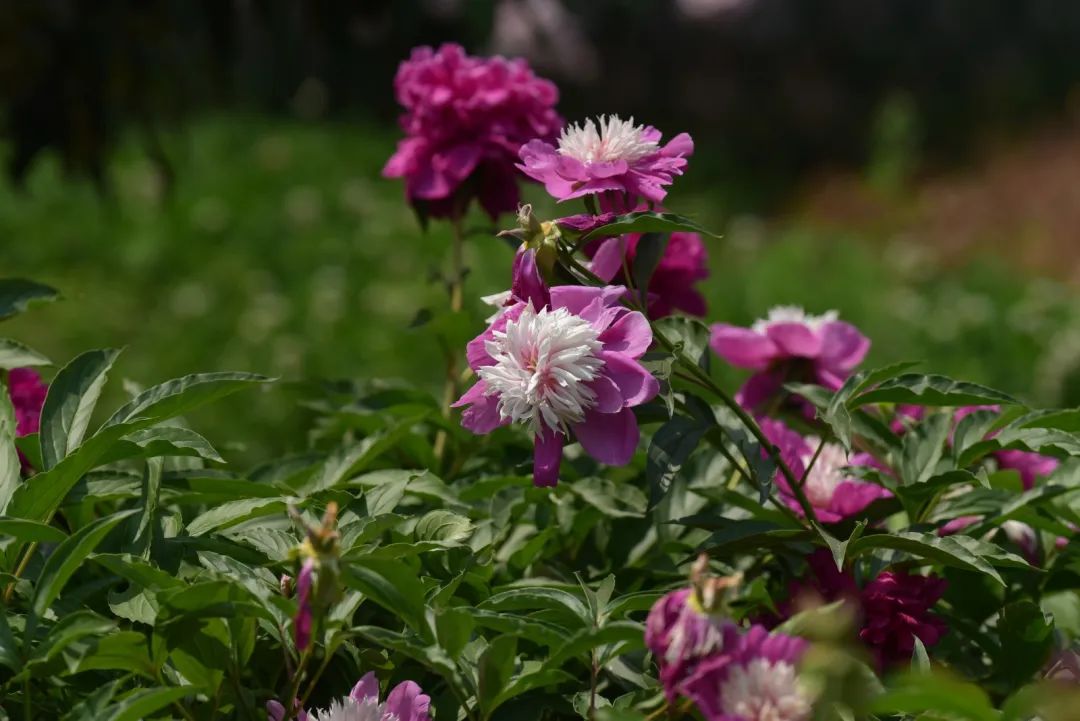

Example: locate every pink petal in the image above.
[549,285,624,315]
[384,681,431,721]
[574,407,640,466]
[709,324,777,370]
[765,322,824,358]
[534,429,563,487]
[826,481,892,520]
[350,672,381,703]
[661,132,694,158]
[454,383,505,435]
[589,236,627,283]
[267,701,286,721]
[734,371,785,413]
[818,321,871,374]
[600,351,660,406]
[588,375,624,413]
[599,310,652,357]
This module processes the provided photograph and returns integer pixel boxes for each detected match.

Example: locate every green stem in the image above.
[299,649,336,707]
[434,215,467,464]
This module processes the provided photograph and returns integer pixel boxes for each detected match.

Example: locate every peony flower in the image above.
[517,115,692,209]
[646,588,734,700]
[682,624,812,721]
[859,571,947,669]
[710,306,869,415]
[8,368,47,437]
[294,558,314,652]
[383,43,561,220]
[268,672,430,721]
[759,419,891,523]
[455,285,658,486]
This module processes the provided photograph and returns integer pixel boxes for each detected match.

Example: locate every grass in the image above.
[4,114,1080,462]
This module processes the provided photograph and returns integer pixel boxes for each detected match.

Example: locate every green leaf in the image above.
[98,426,224,465]
[24,611,116,674]
[132,457,163,558]
[39,349,122,472]
[991,601,1054,689]
[30,509,137,621]
[899,412,952,485]
[478,635,518,719]
[470,610,568,648]
[871,671,999,721]
[848,530,1008,586]
[185,497,288,536]
[0,278,59,321]
[630,233,669,306]
[646,415,710,508]
[580,211,718,242]
[0,338,51,369]
[480,587,591,628]
[433,606,475,660]
[567,477,647,518]
[851,373,1019,409]
[415,510,473,544]
[100,371,273,429]
[697,519,812,556]
[0,607,20,670]
[653,316,711,370]
[343,558,428,633]
[0,518,67,545]
[547,620,645,667]
[0,390,21,513]
[94,687,196,721]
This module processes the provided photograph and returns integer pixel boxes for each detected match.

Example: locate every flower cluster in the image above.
[267,672,430,721]
[646,560,813,721]
[383,43,562,219]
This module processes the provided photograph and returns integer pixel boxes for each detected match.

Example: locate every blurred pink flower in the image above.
[586,231,709,318]
[681,624,811,721]
[8,368,47,437]
[518,115,692,208]
[759,419,891,523]
[710,306,869,414]
[859,571,948,669]
[455,285,658,486]
[268,671,430,721]
[646,588,734,701]
[383,43,561,220]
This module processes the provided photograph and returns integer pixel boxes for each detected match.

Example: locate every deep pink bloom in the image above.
[710,307,869,414]
[646,589,734,701]
[383,43,561,219]
[8,368,47,437]
[681,624,811,721]
[759,419,891,523]
[268,671,430,721]
[518,115,692,207]
[586,231,709,318]
[293,559,314,652]
[454,285,658,486]
[859,571,948,669]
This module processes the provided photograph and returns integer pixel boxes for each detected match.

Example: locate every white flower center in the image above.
[478,303,604,435]
[802,439,849,507]
[751,306,838,334]
[665,604,727,663]
[719,659,812,721]
[557,115,659,164]
[310,697,391,721]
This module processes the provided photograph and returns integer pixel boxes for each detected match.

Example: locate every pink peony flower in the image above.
[454,285,658,486]
[710,306,869,415]
[681,624,812,721]
[8,368,47,437]
[268,671,430,721]
[585,231,709,318]
[383,43,561,220]
[859,571,948,669]
[517,115,693,208]
[293,559,314,652]
[646,588,734,701]
[759,419,891,523]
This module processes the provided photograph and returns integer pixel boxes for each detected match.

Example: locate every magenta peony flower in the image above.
[710,306,869,414]
[859,571,947,669]
[293,559,314,652]
[268,671,430,721]
[758,419,891,523]
[8,368,47,437]
[383,43,561,220]
[454,285,658,486]
[585,231,709,318]
[517,115,693,208]
[646,588,734,700]
[682,624,812,721]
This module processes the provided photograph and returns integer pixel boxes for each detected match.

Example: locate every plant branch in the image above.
[434,214,467,463]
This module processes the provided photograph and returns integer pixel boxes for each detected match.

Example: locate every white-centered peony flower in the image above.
[557,115,660,164]
[751,306,838,334]
[478,303,604,435]
[309,697,396,721]
[719,659,813,721]
[801,439,850,507]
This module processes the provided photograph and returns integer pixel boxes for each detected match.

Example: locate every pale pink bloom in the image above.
[268,672,430,721]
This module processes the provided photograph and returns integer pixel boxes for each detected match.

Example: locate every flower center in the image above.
[751,305,838,333]
[665,603,727,663]
[310,697,387,721]
[478,303,604,435]
[802,440,849,507]
[557,115,659,164]
[719,659,812,721]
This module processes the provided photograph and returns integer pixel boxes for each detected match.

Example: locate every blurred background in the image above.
[4,0,1080,460]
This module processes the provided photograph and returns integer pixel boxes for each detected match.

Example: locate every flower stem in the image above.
[434,215,467,463]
